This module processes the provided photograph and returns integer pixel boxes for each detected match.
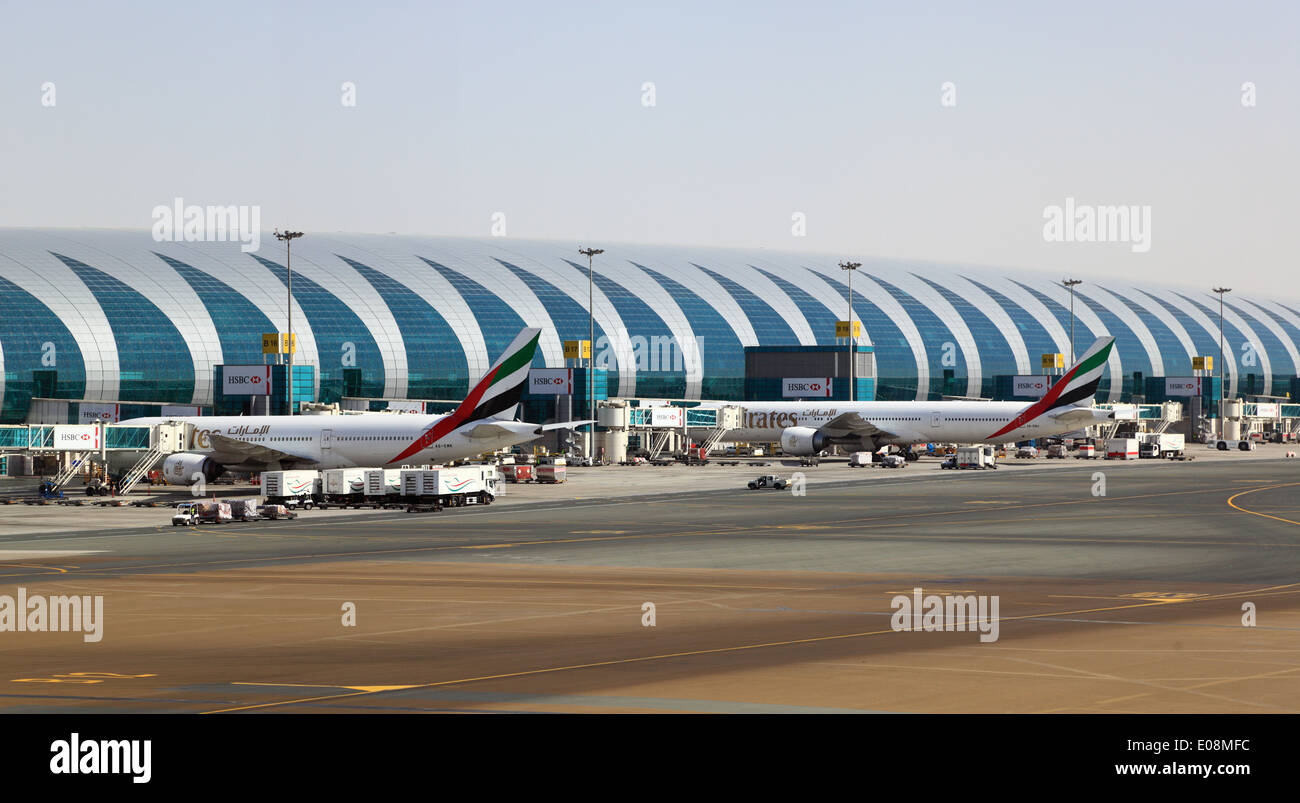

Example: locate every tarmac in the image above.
[0,446,1297,713]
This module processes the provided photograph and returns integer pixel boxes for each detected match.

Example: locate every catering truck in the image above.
[364,468,403,505]
[321,468,368,506]
[1139,433,1185,459]
[261,470,322,509]
[399,466,499,511]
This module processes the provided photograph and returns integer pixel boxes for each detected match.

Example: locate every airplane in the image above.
[118,328,586,484]
[729,336,1118,457]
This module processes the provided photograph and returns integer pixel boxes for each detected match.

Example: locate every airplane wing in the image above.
[816,411,900,442]
[539,419,593,431]
[464,421,542,439]
[207,432,318,466]
[465,419,593,439]
[1047,407,1111,428]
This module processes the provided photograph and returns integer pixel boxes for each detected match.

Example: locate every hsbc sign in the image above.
[528,368,573,395]
[782,377,832,398]
[1012,375,1050,398]
[53,425,101,450]
[649,406,684,427]
[223,365,272,396]
[1164,377,1201,397]
[78,402,120,424]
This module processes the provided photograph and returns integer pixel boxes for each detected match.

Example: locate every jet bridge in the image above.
[596,401,743,461]
[0,421,191,494]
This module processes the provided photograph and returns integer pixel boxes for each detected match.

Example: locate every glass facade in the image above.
[343,256,470,399]
[419,257,544,368]
[637,265,745,399]
[52,252,194,403]
[0,275,85,420]
[1101,286,1194,377]
[1065,288,1149,397]
[561,259,686,398]
[964,277,1062,383]
[1220,298,1297,397]
[0,233,1297,420]
[160,253,275,367]
[751,267,838,345]
[915,275,1017,398]
[496,258,612,385]
[1174,293,1270,396]
[870,274,966,399]
[816,272,916,400]
[251,253,384,403]
[1013,283,1115,397]
[693,264,798,345]
[1239,299,1300,395]
[1137,290,1235,384]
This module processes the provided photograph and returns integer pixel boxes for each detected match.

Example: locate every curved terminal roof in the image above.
[0,229,1291,419]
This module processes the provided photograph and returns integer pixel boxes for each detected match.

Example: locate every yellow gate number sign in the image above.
[262,333,296,354]
[835,321,861,338]
[563,340,591,360]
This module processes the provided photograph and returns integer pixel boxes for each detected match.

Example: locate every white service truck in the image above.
[399,466,499,511]
[364,468,403,505]
[1139,433,1185,459]
[1106,438,1140,460]
[957,445,997,469]
[261,470,322,509]
[321,468,368,506]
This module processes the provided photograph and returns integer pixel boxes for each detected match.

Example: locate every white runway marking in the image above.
[0,550,106,560]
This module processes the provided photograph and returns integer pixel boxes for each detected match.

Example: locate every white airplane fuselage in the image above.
[117,413,539,472]
[730,400,1092,447]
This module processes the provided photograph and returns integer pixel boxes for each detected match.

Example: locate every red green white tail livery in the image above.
[985,336,1115,439]
[116,328,597,481]
[733,335,1119,456]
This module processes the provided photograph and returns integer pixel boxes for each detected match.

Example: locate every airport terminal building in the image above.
[1,228,1296,424]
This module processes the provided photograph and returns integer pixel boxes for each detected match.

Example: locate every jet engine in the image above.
[779,426,830,456]
[161,453,223,485]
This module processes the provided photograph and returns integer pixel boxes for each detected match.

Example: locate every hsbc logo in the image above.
[1012,375,1050,398]
[223,365,272,395]
[53,426,101,449]
[527,369,572,395]
[782,377,832,398]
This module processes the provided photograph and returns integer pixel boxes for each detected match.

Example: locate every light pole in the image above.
[1213,286,1231,426]
[579,247,603,459]
[839,261,861,401]
[1063,278,1082,366]
[275,230,303,415]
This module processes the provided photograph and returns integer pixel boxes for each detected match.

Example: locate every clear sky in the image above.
[2,0,1295,294]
